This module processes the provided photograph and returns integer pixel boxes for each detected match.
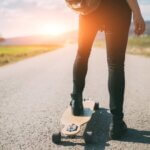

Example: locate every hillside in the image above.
[0,21,150,46]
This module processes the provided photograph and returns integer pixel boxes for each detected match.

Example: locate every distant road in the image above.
[0,45,150,150]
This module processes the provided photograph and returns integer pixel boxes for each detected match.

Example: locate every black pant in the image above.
[72,1,132,119]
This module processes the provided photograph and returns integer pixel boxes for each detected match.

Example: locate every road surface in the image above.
[0,45,150,150]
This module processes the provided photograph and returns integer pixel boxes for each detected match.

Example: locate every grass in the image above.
[0,44,62,66]
[0,35,149,66]
[94,35,150,57]
[127,35,150,57]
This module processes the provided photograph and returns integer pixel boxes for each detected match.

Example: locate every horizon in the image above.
[2,20,150,39]
[0,0,150,38]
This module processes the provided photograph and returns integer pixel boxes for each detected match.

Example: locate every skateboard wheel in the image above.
[94,102,99,110]
[52,132,61,144]
[84,131,93,144]
[83,98,86,101]
[68,135,76,138]
[84,98,90,101]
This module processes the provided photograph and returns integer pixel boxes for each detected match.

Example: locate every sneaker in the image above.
[109,119,127,140]
[70,93,83,116]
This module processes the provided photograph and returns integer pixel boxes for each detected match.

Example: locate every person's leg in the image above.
[105,14,131,139]
[71,15,98,115]
[105,30,129,120]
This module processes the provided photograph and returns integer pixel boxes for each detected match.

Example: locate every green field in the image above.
[127,35,150,57]
[94,35,150,57]
[0,45,62,66]
[0,35,149,66]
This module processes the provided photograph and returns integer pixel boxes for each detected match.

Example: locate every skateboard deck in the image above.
[52,99,99,144]
[61,99,95,135]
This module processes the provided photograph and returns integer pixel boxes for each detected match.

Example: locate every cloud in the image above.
[0,0,65,11]
[0,0,77,37]
[140,4,150,20]
[1,0,149,37]
[138,0,149,5]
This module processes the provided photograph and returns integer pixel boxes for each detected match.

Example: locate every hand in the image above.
[133,13,146,36]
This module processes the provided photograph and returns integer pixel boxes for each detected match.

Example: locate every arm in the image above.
[126,0,145,35]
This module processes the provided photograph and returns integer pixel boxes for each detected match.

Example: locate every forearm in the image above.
[126,0,142,16]
[127,0,145,35]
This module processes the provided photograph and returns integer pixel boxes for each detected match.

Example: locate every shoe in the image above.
[70,93,83,116]
[109,119,127,140]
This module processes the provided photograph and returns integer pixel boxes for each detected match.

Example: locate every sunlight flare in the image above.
[40,23,68,36]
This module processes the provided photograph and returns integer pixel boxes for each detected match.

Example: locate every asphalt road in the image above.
[0,45,150,150]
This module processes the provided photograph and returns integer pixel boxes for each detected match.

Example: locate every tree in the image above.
[0,36,5,42]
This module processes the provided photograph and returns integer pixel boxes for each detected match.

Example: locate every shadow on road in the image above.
[60,108,111,149]
[120,128,150,144]
[59,108,150,149]
[84,108,111,150]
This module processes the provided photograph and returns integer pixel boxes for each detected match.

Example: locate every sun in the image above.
[40,24,67,36]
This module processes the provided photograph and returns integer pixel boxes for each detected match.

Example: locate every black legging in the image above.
[72,0,132,119]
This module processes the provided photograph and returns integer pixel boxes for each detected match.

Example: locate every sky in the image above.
[0,0,150,38]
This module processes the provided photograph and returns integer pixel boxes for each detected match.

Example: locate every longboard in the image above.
[52,98,99,144]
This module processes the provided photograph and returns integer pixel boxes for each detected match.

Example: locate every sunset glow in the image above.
[39,24,68,36]
[0,0,149,37]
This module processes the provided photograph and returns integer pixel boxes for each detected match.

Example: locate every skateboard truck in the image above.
[66,123,79,132]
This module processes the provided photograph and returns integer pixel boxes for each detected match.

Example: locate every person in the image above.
[69,0,145,139]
